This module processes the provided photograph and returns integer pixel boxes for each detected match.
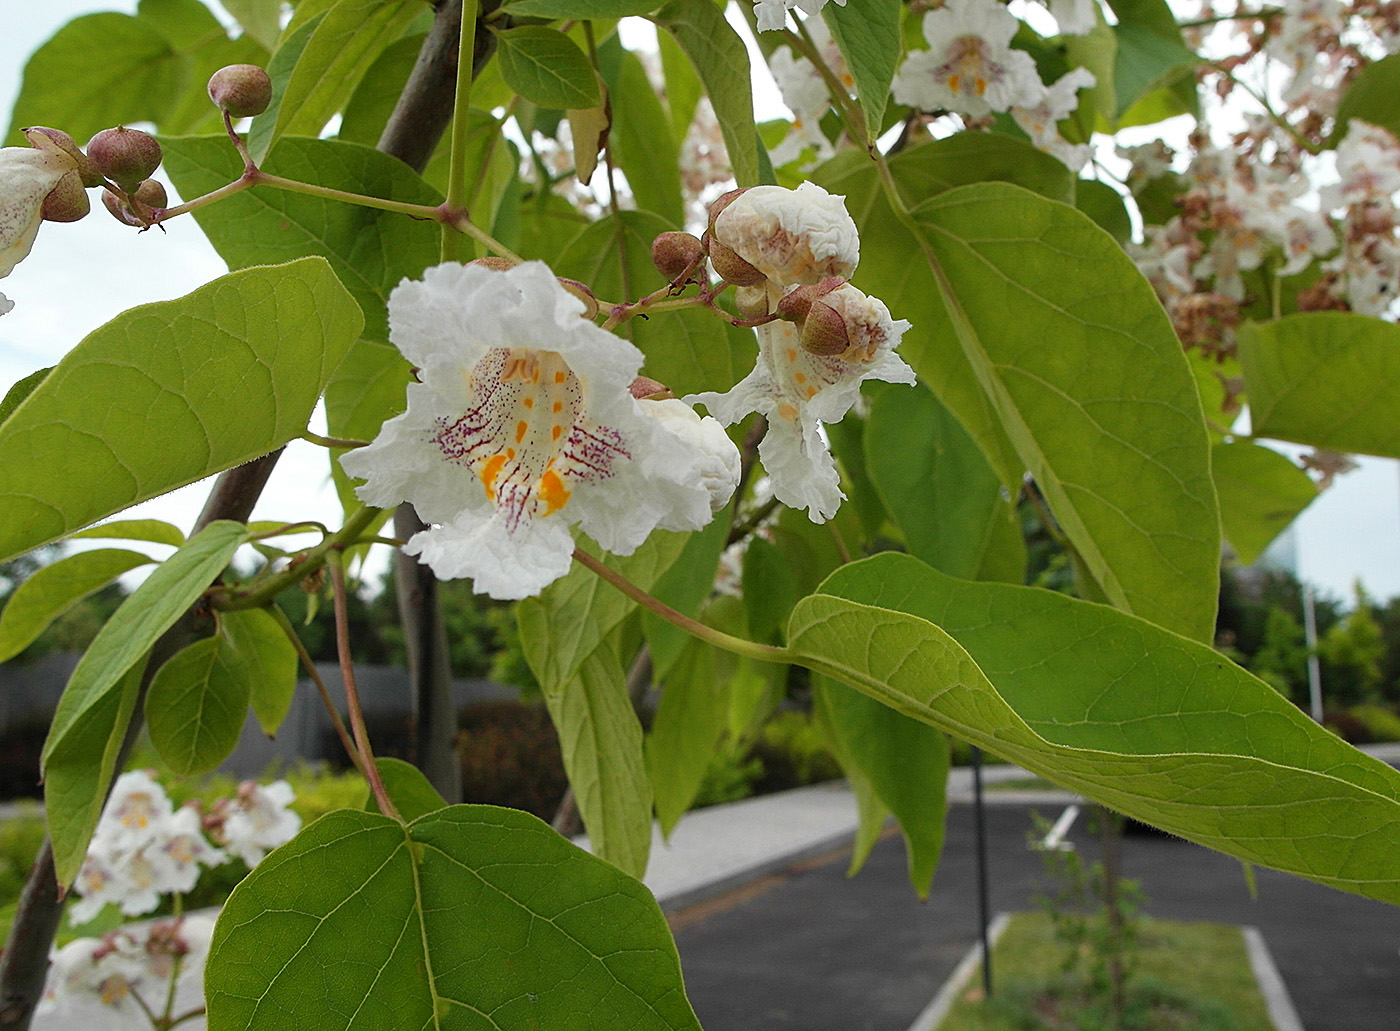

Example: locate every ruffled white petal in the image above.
[0,145,75,279]
[714,182,860,285]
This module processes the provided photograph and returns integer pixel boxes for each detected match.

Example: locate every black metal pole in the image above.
[971,745,993,996]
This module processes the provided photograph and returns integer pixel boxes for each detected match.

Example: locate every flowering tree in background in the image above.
[1,0,1400,1026]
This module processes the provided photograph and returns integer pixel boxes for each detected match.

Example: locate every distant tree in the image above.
[1317,585,1387,706]
[1249,607,1309,702]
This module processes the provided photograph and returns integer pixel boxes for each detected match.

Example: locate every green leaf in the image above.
[642,516,729,681]
[338,33,427,144]
[494,26,601,110]
[1075,179,1132,244]
[659,30,703,141]
[221,0,285,50]
[815,134,1075,490]
[0,368,51,428]
[44,521,251,884]
[742,535,801,643]
[864,381,1025,584]
[162,135,439,339]
[543,635,653,877]
[1213,442,1317,566]
[220,607,299,737]
[503,0,663,16]
[1334,52,1400,142]
[814,676,949,897]
[656,0,760,187]
[792,552,1400,906]
[251,0,425,162]
[518,531,689,693]
[3,13,179,146]
[0,259,362,565]
[69,519,186,548]
[1105,0,1198,121]
[647,633,727,837]
[605,49,684,225]
[138,0,270,136]
[823,0,901,144]
[146,635,251,776]
[368,757,449,821]
[245,13,323,163]
[811,684,889,873]
[553,211,750,397]
[911,182,1218,640]
[1239,313,1400,458]
[206,805,701,1030]
[0,549,154,663]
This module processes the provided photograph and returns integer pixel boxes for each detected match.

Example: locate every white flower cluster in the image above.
[688,183,915,522]
[889,0,1097,170]
[68,771,299,924]
[36,915,214,1030]
[1322,121,1400,316]
[768,19,852,168]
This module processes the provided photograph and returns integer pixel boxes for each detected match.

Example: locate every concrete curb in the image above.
[1243,926,1307,1031]
[903,912,1011,1031]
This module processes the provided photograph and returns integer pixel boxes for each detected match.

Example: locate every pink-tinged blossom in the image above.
[712,182,860,287]
[688,290,913,522]
[892,0,1046,118]
[220,779,302,867]
[342,262,740,599]
[1011,68,1097,171]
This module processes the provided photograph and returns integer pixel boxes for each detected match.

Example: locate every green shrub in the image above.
[1349,703,1400,743]
[692,741,764,808]
[747,710,842,794]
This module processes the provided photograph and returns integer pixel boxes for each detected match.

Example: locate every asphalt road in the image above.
[670,801,1400,1031]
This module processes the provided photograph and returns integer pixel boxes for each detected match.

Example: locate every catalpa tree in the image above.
[2,0,1400,1026]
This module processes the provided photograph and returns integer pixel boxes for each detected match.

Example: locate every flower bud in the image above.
[23,127,101,187]
[557,277,599,319]
[636,398,741,514]
[702,229,767,287]
[651,231,705,286]
[87,127,163,191]
[208,64,273,118]
[628,375,672,400]
[706,187,749,232]
[798,300,850,356]
[41,170,90,223]
[817,283,906,363]
[101,179,166,227]
[733,284,771,320]
[712,182,859,286]
[775,276,845,325]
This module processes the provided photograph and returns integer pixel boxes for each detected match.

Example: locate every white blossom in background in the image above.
[1045,0,1099,35]
[219,779,302,867]
[712,182,860,287]
[768,19,852,167]
[155,805,228,894]
[1011,68,1097,171]
[344,262,740,598]
[892,0,1045,118]
[752,0,845,33]
[689,296,913,522]
[93,770,172,852]
[68,848,132,925]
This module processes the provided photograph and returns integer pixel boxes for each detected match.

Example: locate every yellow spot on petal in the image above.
[842,73,854,88]
[553,401,563,413]
[975,77,987,96]
[539,468,571,514]
[523,397,534,408]
[948,73,961,93]
[777,402,799,421]
[794,371,807,384]
[805,385,818,398]
[555,370,567,383]
[480,453,508,500]
[786,348,798,362]
[515,421,528,444]
[552,424,563,441]
[506,448,516,459]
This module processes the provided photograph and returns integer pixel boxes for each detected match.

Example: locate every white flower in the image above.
[0,132,79,317]
[343,262,734,599]
[1328,121,1400,207]
[1047,0,1098,35]
[35,934,149,1028]
[713,183,860,287]
[687,291,913,522]
[221,779,301,867]
[152,804,227,894]
[752,0,845,32]
[637,399,741,513]
[1011,68,1096,171]
[892,0,1046,118]
[768,20,851,166]
[94,771,173,853]
[68,848,129,925]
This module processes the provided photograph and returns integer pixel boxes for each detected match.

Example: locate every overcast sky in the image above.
[5,1,1400,605]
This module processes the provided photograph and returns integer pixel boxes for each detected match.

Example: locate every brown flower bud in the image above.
[799,300,850,356]
[101,179,166,227]
[702,229,767,287]
[558,277,600,319]
[628,376,673,400]
[651,231,705,286]
[23,127,101,187]
[775,276,845,325]
[208,64,273,119]
[87,127,163,191]
[41,170,90,223]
